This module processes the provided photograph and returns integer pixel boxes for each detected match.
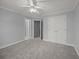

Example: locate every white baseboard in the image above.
[74,46,79,56]
[0,37,32,49]
[0,39,79,56]
[43,39,74,46]
[43,39,79,56]
[0,39,26,49]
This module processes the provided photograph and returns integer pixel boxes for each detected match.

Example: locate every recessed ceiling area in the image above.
[0,0,78,17]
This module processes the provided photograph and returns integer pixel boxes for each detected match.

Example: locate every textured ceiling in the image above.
[0,0,78,18]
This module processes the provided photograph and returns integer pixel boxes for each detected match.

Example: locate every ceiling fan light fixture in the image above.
[30,8,39,13]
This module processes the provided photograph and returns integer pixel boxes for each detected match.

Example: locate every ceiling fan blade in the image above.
[19,0,43,9]
[29,0,34,6]
[32,0,43,9]
[20,5,30,7]
[35,6,43,9]
[32,0,38,6]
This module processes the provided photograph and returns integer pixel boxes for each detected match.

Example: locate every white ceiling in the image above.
[0,0,78,18]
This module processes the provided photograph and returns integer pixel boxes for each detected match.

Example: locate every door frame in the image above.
[32,19,43,40]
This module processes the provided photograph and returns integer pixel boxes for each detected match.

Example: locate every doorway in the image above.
[34,20,43,40]
[25,19,43,40]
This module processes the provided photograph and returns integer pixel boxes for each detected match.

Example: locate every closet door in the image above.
[47,15,67,43]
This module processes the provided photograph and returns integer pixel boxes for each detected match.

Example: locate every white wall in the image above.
[73,3,79,55]
[66,11,76,44]
[43,15,67,44]
[66,2,79,55]
[74,3,79,47]
[0,8,25,48]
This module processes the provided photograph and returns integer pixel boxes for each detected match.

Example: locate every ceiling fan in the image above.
[20,0,42,13]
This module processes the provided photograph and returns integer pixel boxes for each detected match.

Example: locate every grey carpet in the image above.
[0,39,79,59]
